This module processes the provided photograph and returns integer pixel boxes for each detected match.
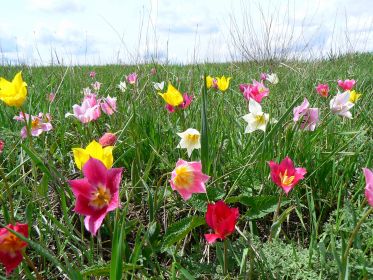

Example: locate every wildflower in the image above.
[68,158,123,235]
[89,71,96,78]
[91,81,101,92]
[118,81,127,92]
[338,79,355,91]
[158,83,184,107]
[363,168,373,207]
[315,83,329,97]
[65,95,101,123]
[99,133,117,147]
[349,90,361,103]
[206,75,218,89]
[216,76,231,92]
[153,81,165,91]
[73,140,113,170]
[177,128,201,157]
[241,80,269,103]
[100,95,117,115]
[170,159,209,200]
[0,223,28,275]
[127,73,138,85]
[0,139,4,154]
[14,112,53,139]
[180,93,193,109]
[266,73,279,84]
[268,156,307,195]
[0,71,27,107]
[48,92,56,102]
[204,201,239,244]
[293,98,319,131]
[330,91,354,119]
[150,68,157,75]
[260,73,267,81]
[242,99,269,133]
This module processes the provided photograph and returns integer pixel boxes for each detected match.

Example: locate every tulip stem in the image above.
[223,239,228,275]
[0,167,14,224]
[269,192,283,242]
[22,251,43,280]
[341,206,373,278]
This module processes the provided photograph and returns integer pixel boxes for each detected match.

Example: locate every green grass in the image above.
[0,52,372,279]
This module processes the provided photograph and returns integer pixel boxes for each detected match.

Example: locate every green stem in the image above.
[269,191,283,242]
[342,207,373,266]
[223,239,228,275]
[22,251,43,280]
[0,167,14,224]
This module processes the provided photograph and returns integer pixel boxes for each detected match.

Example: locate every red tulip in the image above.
[0,223,28,275]
[99,132,117,147]
[268,156,307,195]
[204,201,239,244]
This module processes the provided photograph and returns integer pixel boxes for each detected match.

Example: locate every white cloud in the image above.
[29,0,84,13]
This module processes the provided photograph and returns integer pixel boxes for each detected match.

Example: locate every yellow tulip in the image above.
[349,90,361,103]
[206,76,213,89]
[73,140,114,170]
[158,83,184,107]
[0,71,27,107]
[217,76,231,92]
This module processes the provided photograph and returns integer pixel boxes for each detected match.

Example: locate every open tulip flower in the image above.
[330,91,354,119]
[338,79,355,91]
[127,73,138,85]
[268,157,307,195]
[216,76,231,92]
[68,158,123,235]
[118,81,127,92]
[14,112,53,139]
[0,71,28,107]
[240,80,269,103]
[348,90,361,103]
[293,98,319,131]
[204,200,239,244]
[363,168,373,207]
[206,75,218,89]
[73,140,113,170]
[153,81,165,91]
[100,95,117,115]
[177,128,201,157]
[170,159,209,200]
[158,82,184,107]
[266,73,279,84]
[315,83,329,97]
[242,99,269,133]
[0,223,28,276]
[65,94,101,123]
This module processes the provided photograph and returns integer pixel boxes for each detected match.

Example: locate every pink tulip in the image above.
[338,79,356,91]
[240,80,269,103]
[0,139,4,154]
[180,93,193,109]
[330,91,354,119]
[48,92,56,102]
[68,158,123,235]
[14,112,53,139]
[293,98,319,131]
[260,72,267,81]
[363,168,373,207]
[66,96,101,124]
[89,71,96,78]
[268,157,307,195]
[99,133,117,147]
[100,95,117,115]
[170,159,210,200]
[91,81,102,92]
[315,84,329,97]
[127,73,138,85]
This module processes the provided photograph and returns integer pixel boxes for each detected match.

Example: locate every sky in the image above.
[0,0,372,65]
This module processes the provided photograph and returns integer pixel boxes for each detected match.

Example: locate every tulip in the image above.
[293,98,319,131]
[0,139,4,154]
[68,158,123,235]
[204,201,239,244]
[170,159,209,200]
[14,112,53,139]
[91,81,101,92]
[241,80,269,103]
[266,73,279,84]
[315,83,329,97]
[330,91,354,119]
[127,73,138,85]
[268,157,307,195]
[100,95,117,115]
[153,81,165,91]
[0,71,27,107]
[242,99,269,133]
[65,95,101,124]
[158,83,184,107]
[118,81,127,92]
[72,140,113,170]
[363,168,373,207]
[0,223,28,275]
[99,133,117,147]
[349,90,361,103]
[89,71,96,78]
[338,79,355,91]
[177,128,201,157]
[216,76,231,92]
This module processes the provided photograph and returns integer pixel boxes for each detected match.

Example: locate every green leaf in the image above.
[201,73,209,174]
[270,205,295,239]
[161,216,205,251]
[226,195,290,219]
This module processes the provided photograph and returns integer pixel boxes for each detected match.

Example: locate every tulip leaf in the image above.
[270,205,296,239]
[226,195,290,220]
[161,216,205,251]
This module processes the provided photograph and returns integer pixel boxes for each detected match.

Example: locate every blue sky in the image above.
[0,0,372,65]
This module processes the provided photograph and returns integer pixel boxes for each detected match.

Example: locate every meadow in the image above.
[0,52,372,279]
